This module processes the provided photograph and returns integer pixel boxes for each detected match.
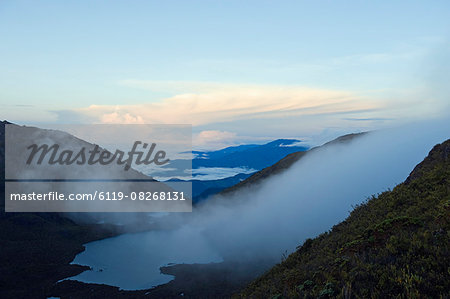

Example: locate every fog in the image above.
[184,118,450,261]
[69,118,450,289]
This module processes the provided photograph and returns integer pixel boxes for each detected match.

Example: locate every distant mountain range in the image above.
[221,133,364,196]
[163,139,309,202]
[157,139,309,181]
[192,139,308,170]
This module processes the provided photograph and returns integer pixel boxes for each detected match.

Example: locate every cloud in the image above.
[192,118,450,261]
[279,141,306,147]
[100,110,145,124]
[69,118,450,289]
[191,167,256,181]
[193,130,237,149]
[342,117,392,122]
[67,83,380,127]
[49,80,448,149]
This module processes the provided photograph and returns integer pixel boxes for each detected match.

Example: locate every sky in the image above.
[1,0,449,149]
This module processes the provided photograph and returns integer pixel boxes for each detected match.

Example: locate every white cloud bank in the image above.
[52,81,447,149]
[73,83,379,126]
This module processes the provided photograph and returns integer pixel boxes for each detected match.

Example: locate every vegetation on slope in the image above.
[239,139,450,298]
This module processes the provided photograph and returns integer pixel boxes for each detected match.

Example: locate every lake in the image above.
[67,226,223,290]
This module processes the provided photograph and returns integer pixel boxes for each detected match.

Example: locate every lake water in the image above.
[68,227,223,290]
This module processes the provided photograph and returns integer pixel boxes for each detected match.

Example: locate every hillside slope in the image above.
[239,139,450,298]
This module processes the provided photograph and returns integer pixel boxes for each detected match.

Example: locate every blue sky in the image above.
[1,0,449,148]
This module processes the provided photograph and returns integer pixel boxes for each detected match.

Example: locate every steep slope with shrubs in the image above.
[239,139,450,298]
